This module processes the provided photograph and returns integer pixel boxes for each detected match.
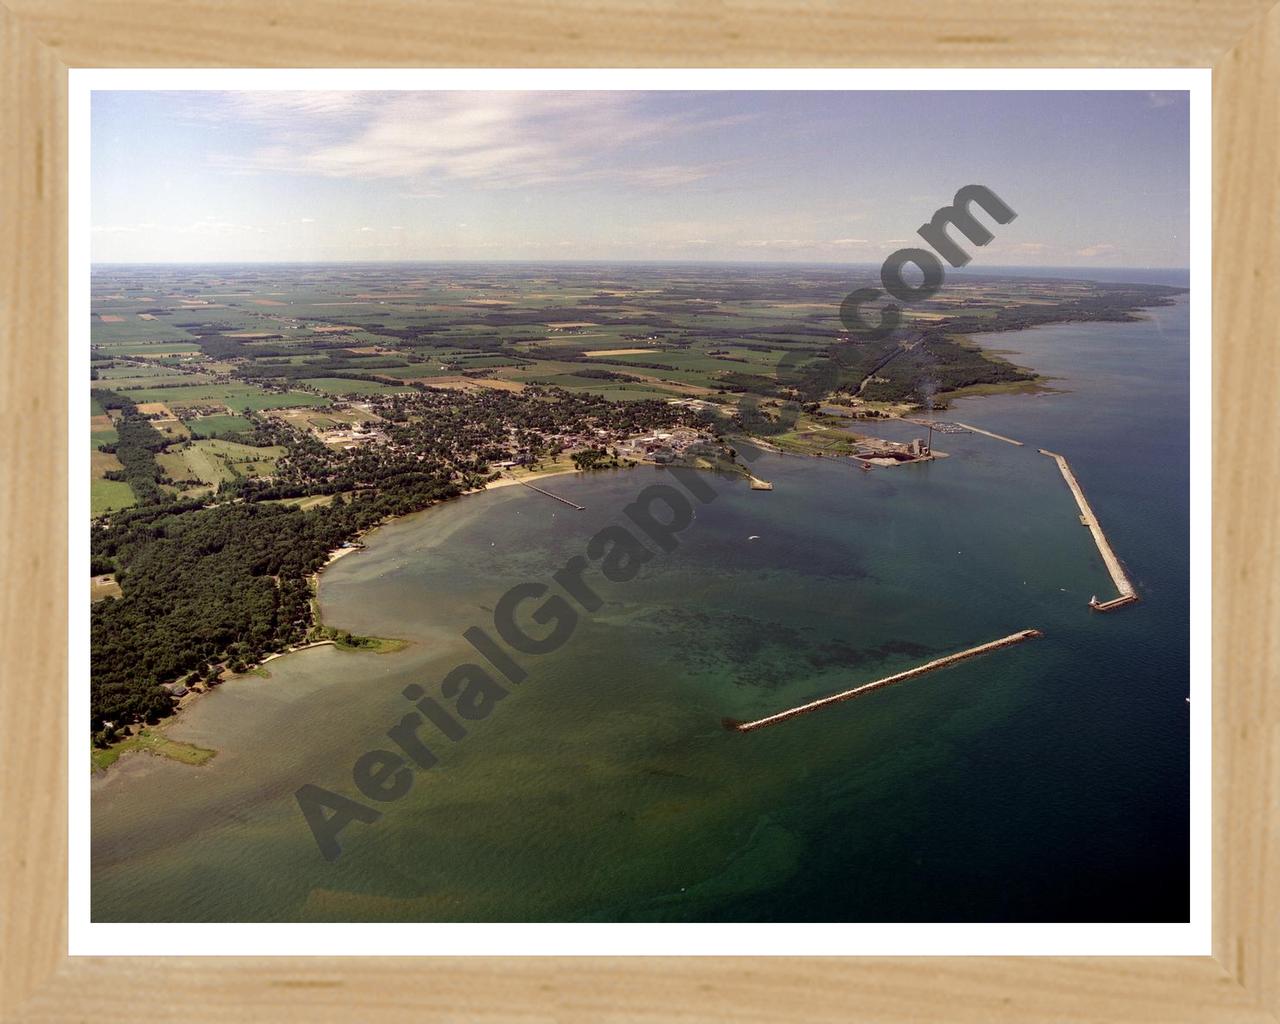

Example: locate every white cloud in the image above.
[93,218,257,236]
[216,92,731,191]
[1077,243,1117,258]
[737,239,816,251]
[617,165,715,188]
[300,217,315,223]
[222,90,375,122]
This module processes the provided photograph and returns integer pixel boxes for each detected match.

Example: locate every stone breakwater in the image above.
[727,629,1044,733]
[1038,449,1138,612]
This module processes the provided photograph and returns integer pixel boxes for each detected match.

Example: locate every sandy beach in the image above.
[481,465,582,491]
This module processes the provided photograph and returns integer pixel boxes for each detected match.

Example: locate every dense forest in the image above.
[89,480,459,733]
[856,334,1036,404]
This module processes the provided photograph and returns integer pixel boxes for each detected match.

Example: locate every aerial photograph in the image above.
[87,89,1191,924]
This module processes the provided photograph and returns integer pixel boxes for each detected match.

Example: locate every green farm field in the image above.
[87,264,1182,535]
[124,383,331,412]
[173,439,287,486]
[90,479,136,517]
[299,377,418,396]
[184,414,254,438]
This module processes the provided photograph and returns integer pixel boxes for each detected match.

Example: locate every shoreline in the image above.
[479,464,582,491]
[89,386,1047,773]
[91,459,661,771]
[91,332,1114,773]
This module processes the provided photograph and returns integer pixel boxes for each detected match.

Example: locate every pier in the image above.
[1038,449,1137,611]
[953,421,1024,446]
[510,476,586,510]
[726,628,1043,733]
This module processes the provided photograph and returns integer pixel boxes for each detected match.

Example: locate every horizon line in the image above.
[90,259,1191,271]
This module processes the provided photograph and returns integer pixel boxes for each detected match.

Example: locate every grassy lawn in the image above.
[180,442,235,485]
[92,728,216,772]
[185,413,253,438]
[310,614,408,654]
[91,479,136,517]
[198,438,287,458]
[269,493,342,510]
[127,382,331,412]
[98,363,184,379]
[91,318,200,344]
[171,438,285,485]
[108,373,216,390]
[500,455,580,479]
[92,339,202,355]
[765,426,863,457]
[199,438,286,474]
[151,418,191,442]
[333,634,409,654]
[300,377,418,396]
[156,450,198,484]
[233,390,333,411]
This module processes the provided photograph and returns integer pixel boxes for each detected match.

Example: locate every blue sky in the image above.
[91,90,1189,266]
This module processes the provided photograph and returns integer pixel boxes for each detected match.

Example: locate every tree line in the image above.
[90,477,460,733]
[92,389,168,503]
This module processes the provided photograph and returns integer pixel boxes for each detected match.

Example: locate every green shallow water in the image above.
[92,297,1190,923]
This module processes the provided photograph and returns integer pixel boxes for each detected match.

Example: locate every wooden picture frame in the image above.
[2,3,1275,1019]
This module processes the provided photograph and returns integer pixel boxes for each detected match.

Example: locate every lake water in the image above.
[92,297,1191,922]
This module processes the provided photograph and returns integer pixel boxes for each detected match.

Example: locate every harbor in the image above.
[726,628,1044,733]
[905,418,1024,446]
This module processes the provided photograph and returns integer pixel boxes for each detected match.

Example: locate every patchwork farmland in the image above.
[89,263,1181,517]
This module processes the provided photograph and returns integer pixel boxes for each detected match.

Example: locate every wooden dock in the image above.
[726,628,1043,733]
[511,477,585,510]
[1038,449,1137,611]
